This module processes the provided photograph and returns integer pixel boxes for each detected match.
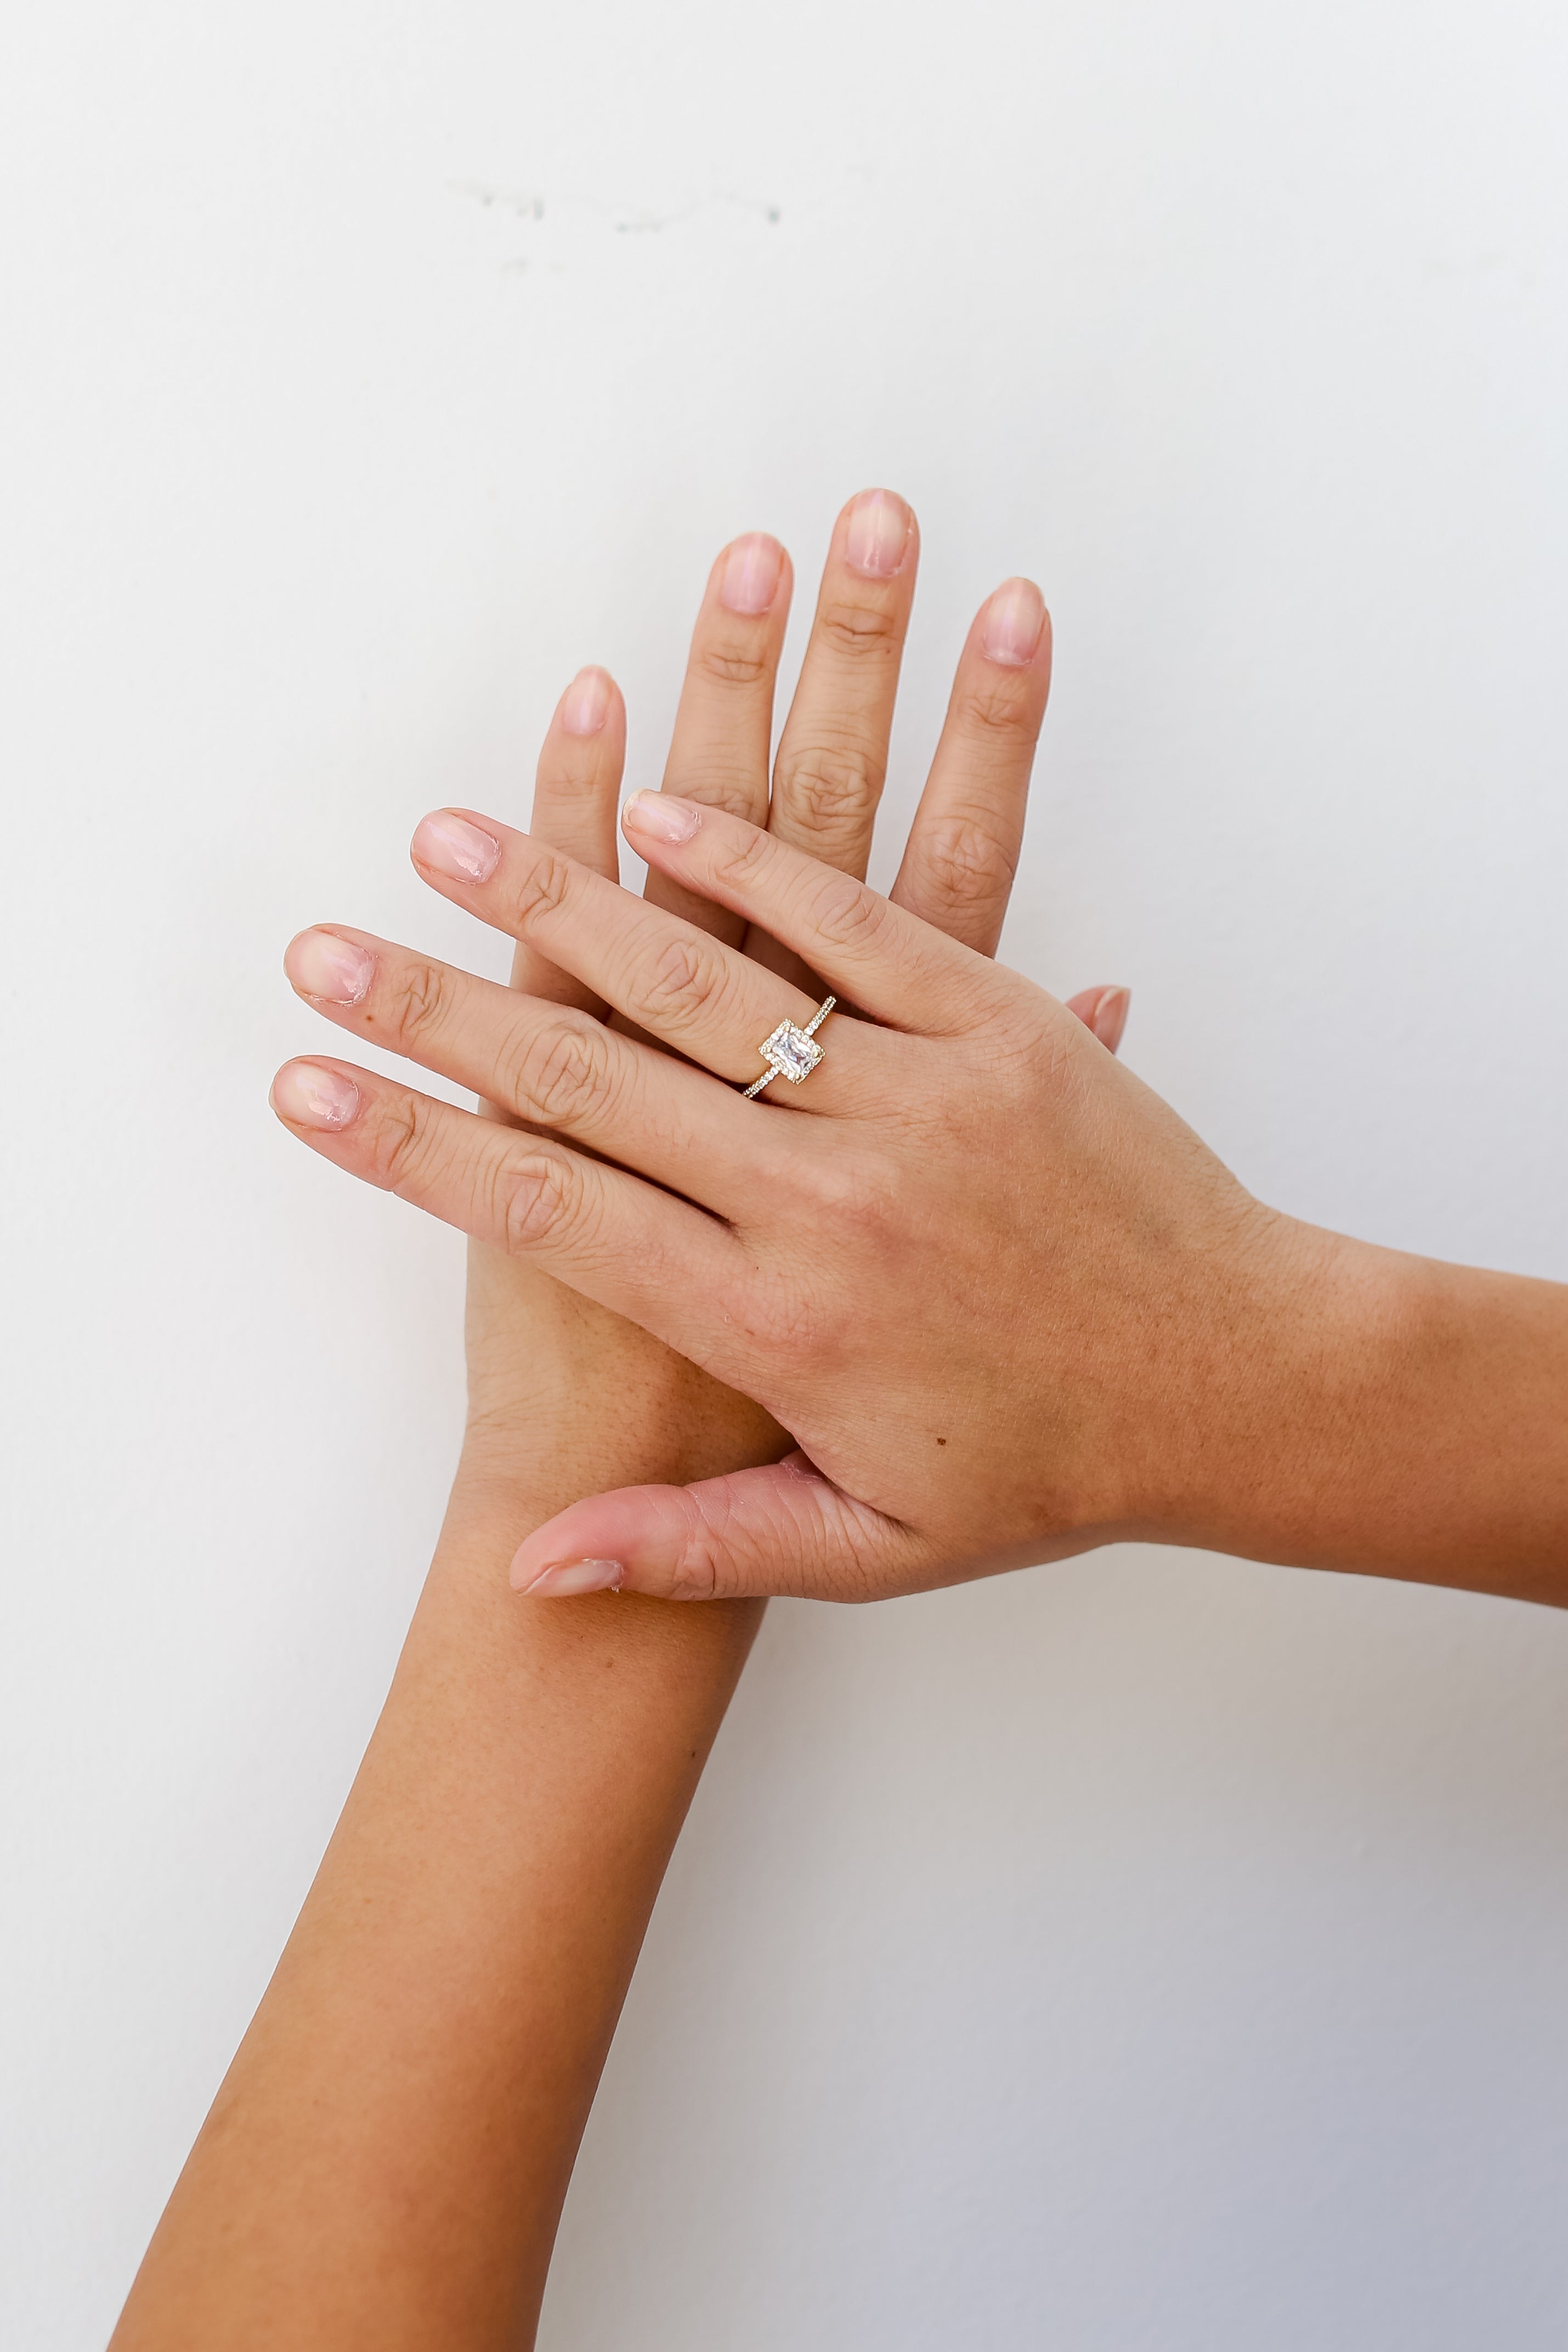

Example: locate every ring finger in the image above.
[409,810,904,1109]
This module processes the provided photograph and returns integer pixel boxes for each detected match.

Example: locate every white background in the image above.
[4,2,1568,2343]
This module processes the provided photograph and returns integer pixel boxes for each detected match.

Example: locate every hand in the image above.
[458,496,1127,1506]
[274,755,1568,1608]
[272,770,1266,1599]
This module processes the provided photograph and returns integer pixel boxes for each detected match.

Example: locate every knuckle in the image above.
[815,597,902,663]
[497,1147,585,1255]
[661,1540,723,1605]
[956,680,1041,743]
[507,849,574,936]
[660,767,760,823]
[806,1151,897,1233]
[383,958,456,1056]
[639,933,741,1030]
[371,1094,438,1194]
[916,814,1017,913]
[806,868,890,953]
[773,740,884,844]
[695,643,772,692]
[506,1014,617,1127]
[707,822,774,898]
[748,1276,828,1361]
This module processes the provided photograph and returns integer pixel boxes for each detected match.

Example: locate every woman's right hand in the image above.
[274,759,1568,1611]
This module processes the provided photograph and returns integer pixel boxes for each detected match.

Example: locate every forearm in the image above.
[113,1311,776,2350]
[1163,1222,1568,1603]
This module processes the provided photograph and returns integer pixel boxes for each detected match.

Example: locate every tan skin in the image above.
[113,493,1128,2348]
[268,710,1568,1614]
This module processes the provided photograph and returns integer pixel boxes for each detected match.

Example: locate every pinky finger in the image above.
[269,1056,746,1365]
[888,578,1051,959]
[1065,984,1131,1054]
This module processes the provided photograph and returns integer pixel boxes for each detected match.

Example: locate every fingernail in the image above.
[270,1061,361,1131]
[517,1557,624,1598]
[718,532,784,616]
[284,929,373,1005]
[982,578,1046,667]
[622,790,701,845]
[844,488,912,579]
[561,665,612,737]
[1092,986,1131,1051]
[412,812,501,883]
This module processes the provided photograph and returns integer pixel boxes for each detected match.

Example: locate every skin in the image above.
[270,746,1568,1613]
[114,494,1125,2348]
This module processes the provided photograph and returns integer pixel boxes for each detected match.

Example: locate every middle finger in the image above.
[763,487,918,880]
[644,531,793,946]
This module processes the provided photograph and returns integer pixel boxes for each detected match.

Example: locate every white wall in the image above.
[4,2,1567,2343]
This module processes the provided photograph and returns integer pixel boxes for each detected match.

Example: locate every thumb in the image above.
[510,1452,927,1603]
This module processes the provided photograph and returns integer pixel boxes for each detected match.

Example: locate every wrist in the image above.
[1129,1209,1409,1567]
[1147,1214,1568,1597]
[460,1250,784,1535]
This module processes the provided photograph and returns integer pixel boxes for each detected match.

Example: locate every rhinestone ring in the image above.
[741,995,836,1099]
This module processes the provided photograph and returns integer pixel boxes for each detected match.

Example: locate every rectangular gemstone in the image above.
[764,1020,822,1082]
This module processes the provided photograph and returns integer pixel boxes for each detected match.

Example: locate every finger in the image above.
[1066,984,1131,1054]
[410,811,893,1106]
[513,667,627,1014]
[506,1455,932,1604]
[282,927,785,1217]
[646,532,794,946]
[765,488,918,875]
[620,791,987,1036]
[269,1057,751,1369]
[888,579,1052,958]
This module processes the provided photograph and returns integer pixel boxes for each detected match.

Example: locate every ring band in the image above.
[741,995,836,1099]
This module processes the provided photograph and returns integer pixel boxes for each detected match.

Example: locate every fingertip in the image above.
[1092,986,1130,1053]
[559,665,616,739]
[978,577,1050,670]
[513,1554,625,1598]
[839,487,918,580]
[270,1059,362,1132]
[716,532,788,617]
[1067,985,1131,1055]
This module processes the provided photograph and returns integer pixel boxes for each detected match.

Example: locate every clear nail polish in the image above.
[844,489,912,579]
[412,812,501,883]
[1094,987,1131,1051]
[622,791,701,844]
[520,1558,625,1597]
[981,579,1046,667]
[285,930,373,1005]
[719,534,783,615]
[562,666,612,737]
[270,1062,361,1131]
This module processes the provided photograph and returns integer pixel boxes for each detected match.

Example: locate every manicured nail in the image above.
[622,790,701,844]
[845,488,912,579]
[284,929,373,1005]
[517,1557,624,1598]
[561,665,612,737]
[982,578,1046,667]
[1092,986,1131,1052]
[270,1061,361,1130]
[412,812,501,883]
[718,532,784,616]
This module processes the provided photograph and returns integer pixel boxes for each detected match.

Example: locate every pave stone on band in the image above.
[741,995,836,1099]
